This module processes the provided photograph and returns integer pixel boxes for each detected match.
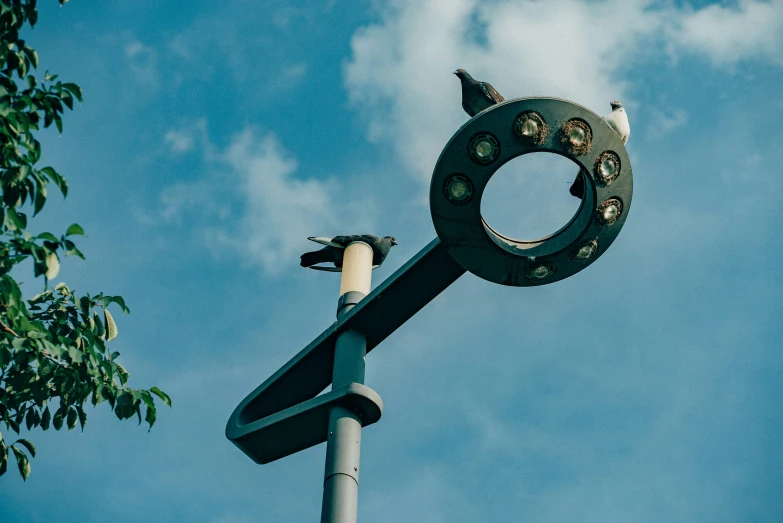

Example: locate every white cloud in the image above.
[646,107,689,139]
[164,130,195,154]
[124,37,158,91]
[280,62,308,83]
[156,124,376,276]
[345,0,658,183]
[214,128,344,272]
[344,0,783,184]
[163,118,210,155]
[675,0,783,66]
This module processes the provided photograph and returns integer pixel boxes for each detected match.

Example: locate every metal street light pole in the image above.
[225,97,634,521]
[321,242,373,523]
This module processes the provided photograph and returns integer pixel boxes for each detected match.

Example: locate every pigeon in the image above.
[300,235,398,270]
[569,101,631,199]
[604,100,630,144]
[454,68,504,117]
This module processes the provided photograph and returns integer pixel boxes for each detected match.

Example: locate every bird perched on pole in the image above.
[300,235,398,271]
[454,68,504,118]
[569,100,631,199]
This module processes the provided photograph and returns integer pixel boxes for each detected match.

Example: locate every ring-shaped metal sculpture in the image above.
[430,97,633,286]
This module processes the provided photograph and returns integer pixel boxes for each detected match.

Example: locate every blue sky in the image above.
[2,0,782,521]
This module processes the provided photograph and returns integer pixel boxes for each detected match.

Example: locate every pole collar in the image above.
[337,290,367,319]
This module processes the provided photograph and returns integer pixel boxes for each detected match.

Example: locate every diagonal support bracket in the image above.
[226,238,466,463]
[226,96,634,466]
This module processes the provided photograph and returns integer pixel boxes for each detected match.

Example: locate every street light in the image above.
[226,97,633,522]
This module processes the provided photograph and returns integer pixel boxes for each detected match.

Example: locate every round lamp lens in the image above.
[449,180,468,200]
[599,157,617,179]
[475,140,494,158]
[531,265,552,279]
[576,243,596,260]
[602,204,619,222]
[519,119,538,137]
[443,174,474,205]
[569,126,586,145]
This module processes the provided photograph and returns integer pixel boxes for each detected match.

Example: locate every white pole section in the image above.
[339,242,373,297]
[321,242,373,523]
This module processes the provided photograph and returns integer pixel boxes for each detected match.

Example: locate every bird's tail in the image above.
[300,251,322,267]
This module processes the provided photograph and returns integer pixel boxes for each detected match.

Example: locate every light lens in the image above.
[514,112,547,145]
[573,240,598,262]
[443,174,474,205]
[602,204,619,222]
[560,119,592,154]
[530,264,553,279]
[519,119,538,137]
[569,126,586,145]
[468,133,499,164]
[576,244,594,259]
[599,156,618,179]
[475,140,493,158]
[449,180,469,200]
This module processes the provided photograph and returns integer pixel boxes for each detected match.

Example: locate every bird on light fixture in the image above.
[454,68,505,118]
[300,235,398,271]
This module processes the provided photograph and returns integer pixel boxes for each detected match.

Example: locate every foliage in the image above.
[0,0,169,480]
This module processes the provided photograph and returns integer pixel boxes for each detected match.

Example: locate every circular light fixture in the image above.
[526,263,556,280]
[468,133,499,164]
[594,151,621,186]
[559,119,592,155]
[430,97,633,287]
[571,238,598,262]
[597,198,623,226]
[443,174,474,205]
[513,111,548,145]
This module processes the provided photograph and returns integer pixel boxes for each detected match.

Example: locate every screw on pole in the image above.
[321,242,373,523]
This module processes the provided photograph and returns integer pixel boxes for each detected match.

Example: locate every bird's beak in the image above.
[453,70,458,75]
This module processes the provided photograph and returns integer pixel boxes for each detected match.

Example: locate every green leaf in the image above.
[65,223,84,236]
[116,364,129,386]
[25,409,35,430]
[64,240,85,259]
[52,407,64,430]
[11,446,31,480]
[41,407,51,430]
[145,404,156,430]
[62,82,82,103]
[104,308,118,341]
[22,46,39,69]
[92,310,104,338]
[45,251,60,280]
[0,449,7,477]
[34,183,47,215]
[41,166,68,197]
[37,232,58,242]
[77,406,86,430]
[66,406,77,431]
[150,387,171,408]
[5,208,27,231]
[61,91,73,110]
[79,296,91,318]
[14,439,36,458]
[105,296,130,315]
[67,346,83,363]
